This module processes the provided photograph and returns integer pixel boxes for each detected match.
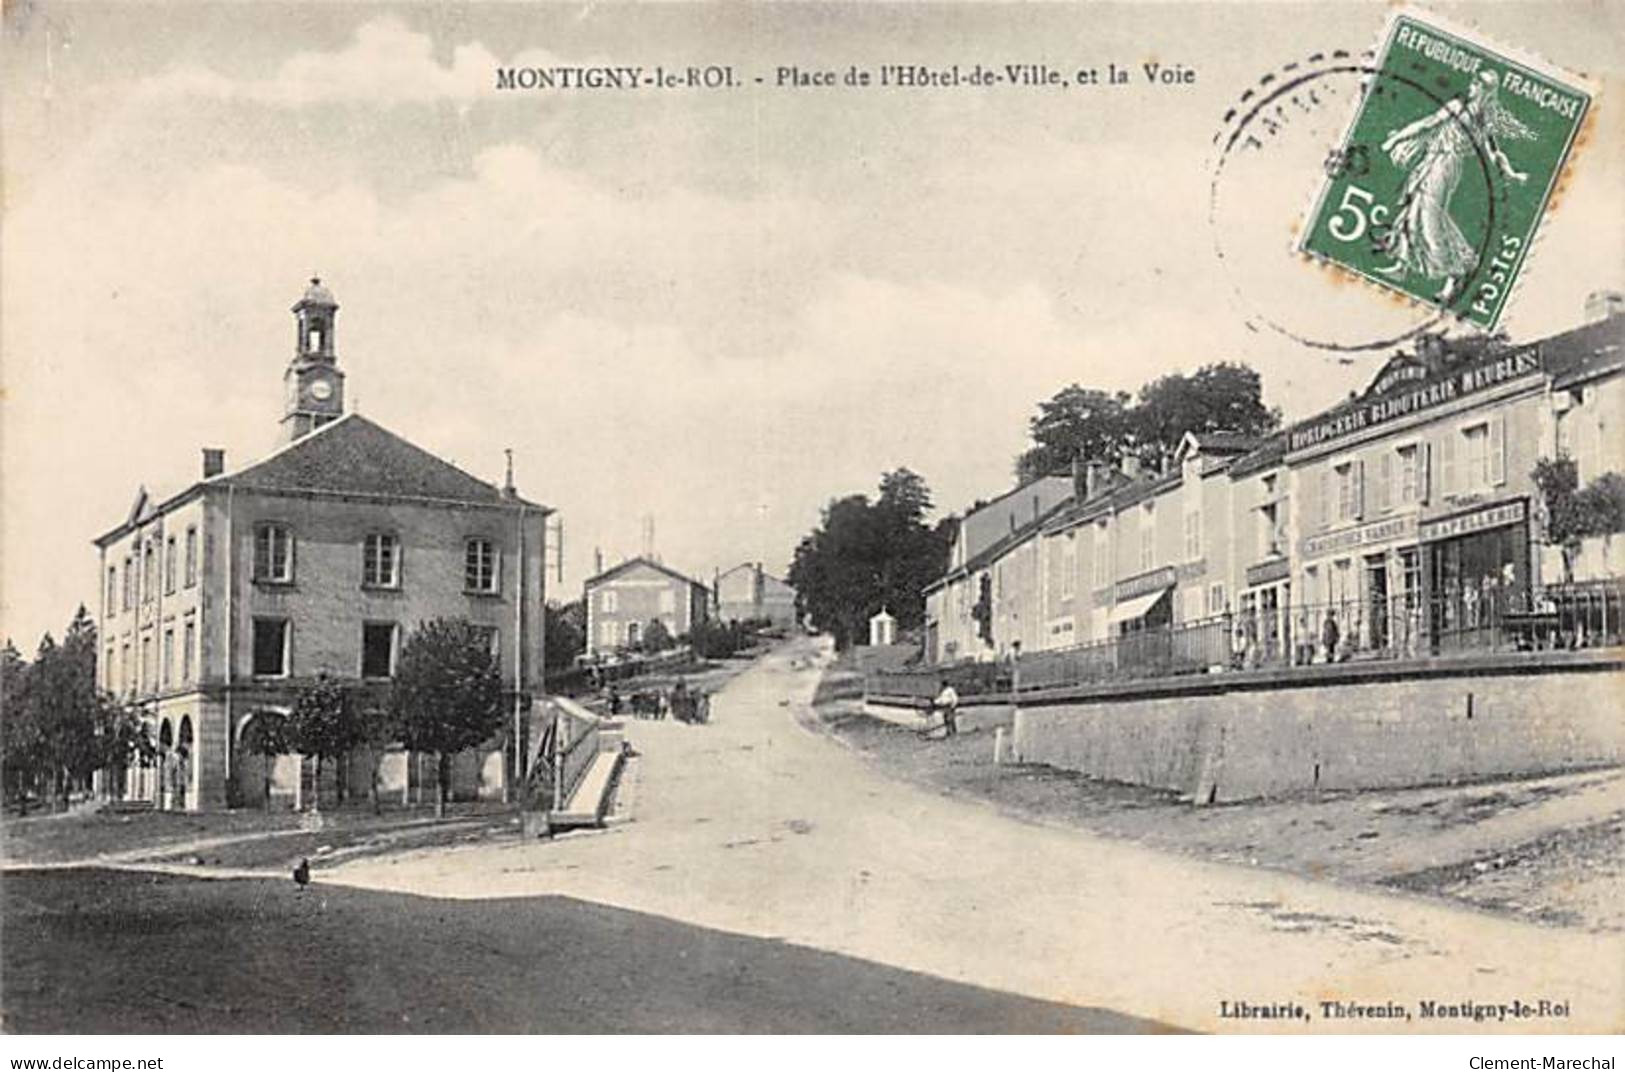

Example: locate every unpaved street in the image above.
[329,638,1624,1033]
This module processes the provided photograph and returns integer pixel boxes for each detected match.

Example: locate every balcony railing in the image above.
[868,581,1625,700]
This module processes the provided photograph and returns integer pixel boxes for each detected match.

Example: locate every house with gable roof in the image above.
[92,278,551,811]
[583,556,711,657]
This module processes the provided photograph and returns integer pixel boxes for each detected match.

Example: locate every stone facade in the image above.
[714,562,798,629]
[925,306,1625,665]
[93,280,550,811]
[583,557,709,656]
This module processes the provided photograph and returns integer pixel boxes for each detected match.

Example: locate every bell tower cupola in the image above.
[281,276,346,442]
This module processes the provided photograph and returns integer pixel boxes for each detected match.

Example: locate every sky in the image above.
[3,1,1622,648]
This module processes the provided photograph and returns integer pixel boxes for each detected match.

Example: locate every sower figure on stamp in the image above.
[932,681,959,739]
[1378,69,1534,302]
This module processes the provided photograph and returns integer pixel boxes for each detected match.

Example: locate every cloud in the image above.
[136,17,557,105]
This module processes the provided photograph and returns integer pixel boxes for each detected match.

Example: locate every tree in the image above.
[1014,363,1278,481]
[788,470,951,650]
[240,711,291,812]
[1132,363,1279,470]
[1575,472,1625,537]
[1,640,38,810]
[286,674,361,811]
[544,600,586,670]
[391,619,504,817]
[1536,457,1625,581]
[641,618,673,654]
[1016,386,1132,482]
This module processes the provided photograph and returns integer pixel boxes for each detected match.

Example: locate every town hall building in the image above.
[93,279,551,811]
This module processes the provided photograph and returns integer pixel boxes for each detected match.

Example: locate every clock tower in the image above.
[281,276,346,442]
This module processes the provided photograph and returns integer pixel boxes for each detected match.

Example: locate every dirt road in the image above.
[328,637,1624,1033]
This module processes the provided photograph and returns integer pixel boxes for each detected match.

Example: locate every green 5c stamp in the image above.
[1300,11,1591,330]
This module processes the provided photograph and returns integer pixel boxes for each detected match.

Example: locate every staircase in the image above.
[548,750,624,829]
[539,696,627,832]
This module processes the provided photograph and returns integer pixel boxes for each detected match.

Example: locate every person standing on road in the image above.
[933,682,959,739]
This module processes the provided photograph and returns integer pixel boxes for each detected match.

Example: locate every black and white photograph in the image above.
[1,0,1622,1057]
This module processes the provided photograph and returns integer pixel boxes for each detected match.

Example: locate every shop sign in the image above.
[1287,347,1541,453]
[1419,499,1527,543]
[1115,565,1176,602]
[1301,513,1419,560]
[1246,556,1291,587]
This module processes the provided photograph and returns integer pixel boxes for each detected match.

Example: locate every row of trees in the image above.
[245,618,505,816]
[2,613,509,817]
[1015,363,1279,482]
[2,609,149,814]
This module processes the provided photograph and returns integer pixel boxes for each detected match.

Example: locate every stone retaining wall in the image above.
[1003,657,1623,802]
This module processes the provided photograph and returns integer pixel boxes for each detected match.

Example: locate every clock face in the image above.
[310,379,333,401]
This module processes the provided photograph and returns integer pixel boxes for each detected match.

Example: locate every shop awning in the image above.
[1106,587,1171,626]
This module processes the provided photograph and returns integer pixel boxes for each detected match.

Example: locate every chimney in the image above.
[1071,456,1085,501]
[1085,461,1105,501]
[1585,289,1624,324]
[202,448,225,479]
[502,448,516,499]
[594,547,604,576]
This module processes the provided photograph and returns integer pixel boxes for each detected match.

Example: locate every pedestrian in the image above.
[933,682,959,739]
[608,687,622,716]
[1322,610,1341,664]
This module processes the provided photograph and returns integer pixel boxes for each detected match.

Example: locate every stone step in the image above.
[549,751,623,829]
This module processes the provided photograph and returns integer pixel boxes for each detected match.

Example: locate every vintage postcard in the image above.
[1,0,1621,1054]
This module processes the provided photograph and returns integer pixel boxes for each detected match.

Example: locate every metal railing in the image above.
[869,581,1625,699]
[544,697,605,810]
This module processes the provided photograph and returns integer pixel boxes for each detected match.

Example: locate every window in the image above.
[1259,501,1282,558]
[141,635,154,692]
[164,536,177,595]
[1331,558,1354,606]
[1061,536,1077,599]
[1093,522,1110,586]
[120,642,131,698]
[599,620,618,648]
[252,618,289,677]
[106,567,117,617]
[658,589,675,613]
[1139,505,1154,571]
[361,623,397,678]
[254,524,293,583]
[1332,460,1365,523]
[142,542,156,602]
[1184,510,1202,561]
[602,589,618,613]
[1396,444,1420,505]
[465,538,498,593]
[184,526,198,587]
[183,617,196,682]
[123,555,134,611]
[1208,583,1227,616]
[1462,423,1489,489]
[363,533,400,588]
[162,629,174,686]
[104,645,114,690]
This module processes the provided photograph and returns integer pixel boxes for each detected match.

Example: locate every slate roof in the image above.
[222,414,537,508]
[95,413,545,546]
[585,555,709,593]
[1547,311,1625,390]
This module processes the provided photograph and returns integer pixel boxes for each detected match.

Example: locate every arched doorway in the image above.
[175,716,194,811]
[235,711,287,809]
[157,719,175,810]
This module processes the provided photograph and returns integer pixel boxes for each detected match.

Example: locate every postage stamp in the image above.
[1299,10,1592,331]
